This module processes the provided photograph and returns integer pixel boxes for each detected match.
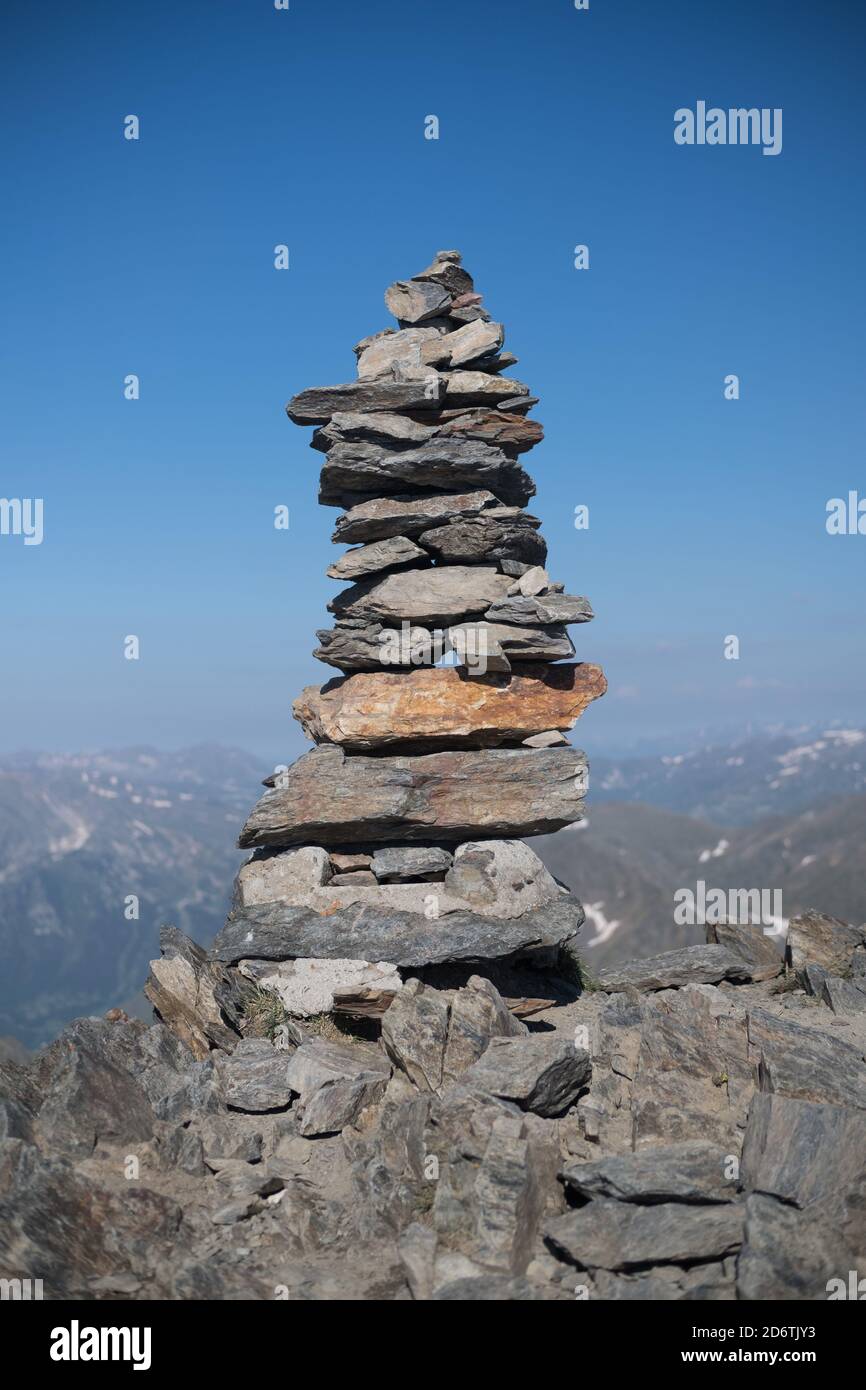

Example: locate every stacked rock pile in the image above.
[213,251,606,1016]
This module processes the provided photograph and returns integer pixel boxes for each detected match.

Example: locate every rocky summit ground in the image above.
[1,909,864,1302]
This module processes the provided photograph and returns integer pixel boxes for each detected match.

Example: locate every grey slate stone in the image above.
[211,896,584,969]
[219,1038,291,1113]
[318,438,535,509]
[371,846,453,882]
[464,1035,591,1117]
[546,1199,744,1271]
[561,1141,736,1205]
[238,744,588,848]
[595,946,752,993]
[484,593,595,626]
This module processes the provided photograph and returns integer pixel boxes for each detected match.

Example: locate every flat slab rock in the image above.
[332,490,502,544]
[329,565,514,627]
[211,895,584,970]
[595,945,754,993]
[326,535,428,581]
[318,439,535,510]
[293,663,606,752]
[485,593,594,626]
[314,618,575,673]
[239,744,587,847]
[546,1199,744,1272]
[561,1141,736,1205]
[419,512,547,567]
[287,377,443,425]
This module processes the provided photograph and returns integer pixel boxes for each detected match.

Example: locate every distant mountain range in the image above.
[2,727,864,1047]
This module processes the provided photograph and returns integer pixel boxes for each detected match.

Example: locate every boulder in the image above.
[747,1007,866,1110]
[355,328,442,379]
[234,846,331,908]
[436,408,542,455]
[442,371,530,406]
[381,980,451,1092]
[420,319,504,368]
[706,921,782,982]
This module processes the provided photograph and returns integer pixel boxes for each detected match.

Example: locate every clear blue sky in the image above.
[2,0,864,761]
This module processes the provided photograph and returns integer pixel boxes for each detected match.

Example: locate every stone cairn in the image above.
[213,250,606,1019]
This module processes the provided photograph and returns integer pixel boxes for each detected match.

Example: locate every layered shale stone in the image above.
[464,1035,591,1118]
[212,896,584,969]
[546,1200,744,1272]
[328,566,514,627]
[326,535,428,581]
[418,510,547,567]
[313,411,434,452]
[293,664,607,751]
[371,846,453,882]
[746,1007,866,1110]
[785,909,866,980]
[384,279,452,325]
[435,408,543,454]
[287,377,442,424]
[443,371,530,406]
[331,490,500,544]
[420,320,504,369]
[218,1039,291,1113]
[314,619,575,672]
[286,1038,391,1136]
[595,946,753,994]
[355,328,442,380]
[561,1142,735,1205]
[484,593,595,626]
[144,926,241,1060]
[706,921,782,983]
[238,744,588,847]
[318,439,535,508]
[413,250,474,298]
